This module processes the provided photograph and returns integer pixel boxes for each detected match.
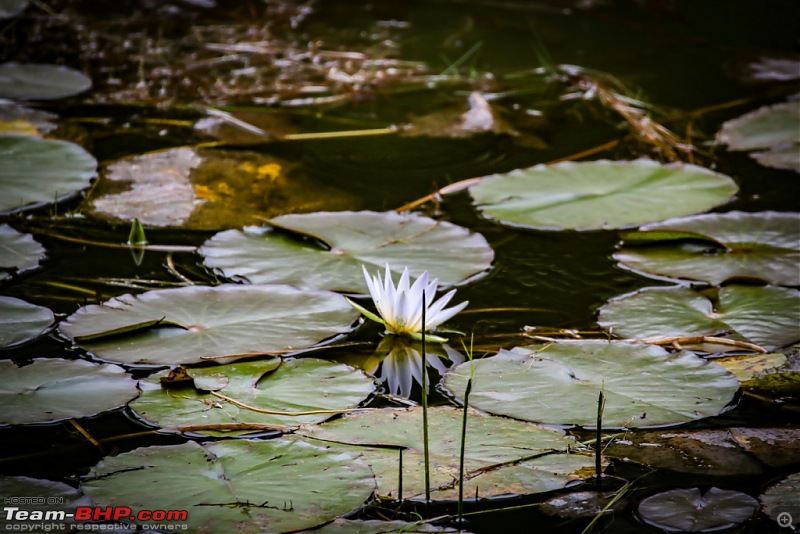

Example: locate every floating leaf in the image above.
[638,487,758,532]
[615,211,800,286]
[715,353,787,382]
[718,101,800,172]
[541,490,626,519]
[468,159,737,230]
[728,427,800,468]
[760,472,800,523]
[83,147,358,229]
[0,62,92,100]
[0,359,138,425]
[131,358,375,434]
[81,438,375,533]
[0,296,54,348]
[598,285,800,350]
[59,284,359,366]
[0,224,45,280]
[0,476,90,531]
[200,210,494,292]
[300,406,595,500]
[0,136,97,213]
[726,54,800,85]
[442,342,738,428]
[0,101,57,135]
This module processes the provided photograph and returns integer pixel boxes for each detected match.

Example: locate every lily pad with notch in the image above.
[0,358,138,425]
[59,284,360,366]
[0,224,45,281]
[0,136,97,213]
[0,296,54,348]
[442,342,739,428]
[300,405,597,500]
[200,210,494,293]
[598,285,800,350]
[718,101,800,172]
[615,211,800,286]
[81,438,376,533]
[468,159,738,231]
[130,358,375,434]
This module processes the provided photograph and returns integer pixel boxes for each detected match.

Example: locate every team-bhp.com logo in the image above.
[4,506,188,531]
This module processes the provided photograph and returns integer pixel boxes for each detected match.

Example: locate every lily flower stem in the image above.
[421,293,431,505]
[458,377,471,522]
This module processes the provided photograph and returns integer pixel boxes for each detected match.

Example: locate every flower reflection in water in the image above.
[368,335,464,398]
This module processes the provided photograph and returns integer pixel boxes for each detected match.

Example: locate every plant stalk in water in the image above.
[421,293,431,503]
[458,335,476,523]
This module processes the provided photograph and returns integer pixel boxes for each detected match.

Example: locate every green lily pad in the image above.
[81,438,375,533]
[442,342,739,428]
[638,487,758,532]
[718,101,800,172]
[468,159,738,230]
[0,136,97,213]
[200,211,494,293]
[0,296,54,348]
[0,224,45,280]
[728,427,800,468]
[597,285,800,350]
[0,101,58,135]
[59,284,359,366]
[615,211,800,286]
[715,353,788,382]
[0,476,90,530]
[0,358,138,425]
[760,472,800,523]
[300,406,595,500]
[131,358,375,434]
[83,147,358,230]
[0,62,92,100]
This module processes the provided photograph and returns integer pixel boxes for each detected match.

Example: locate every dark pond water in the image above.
[1,0,799,532]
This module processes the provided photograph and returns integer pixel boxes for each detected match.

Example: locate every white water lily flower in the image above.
[347,264,468,342]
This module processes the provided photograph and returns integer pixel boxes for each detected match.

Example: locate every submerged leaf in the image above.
[83,147,358,229]
[200,210,493,293]
[443,342,739,428]
[59,284,359,365]
[0,359,138,425]
[469,159,738,230]
[81,438,376,533]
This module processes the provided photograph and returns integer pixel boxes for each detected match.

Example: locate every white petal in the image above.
[427,299,469,329]
[425,288,457,323]
[397,267,411,294]
[362,265,381,305]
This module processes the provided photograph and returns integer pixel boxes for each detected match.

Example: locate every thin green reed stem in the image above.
[421,293,431,503]
[458,335,475,523]
[595,389,605,484]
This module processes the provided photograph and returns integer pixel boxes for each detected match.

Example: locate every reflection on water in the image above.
[368,335,464,398]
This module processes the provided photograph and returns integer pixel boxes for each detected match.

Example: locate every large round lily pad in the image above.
[0,358,138,425]
[59,284,360,366]
[442,342,739,428]
[638,487,758,532]
[0,224,45,280]
[0,62,91,100]
[0,136,97,213]
[718,101,800,172]
[468,159,738,230]
[0,296,54,348]
[131,358,375,433]
[200,211,494,293]
[615,211,800,286]
[300,406,595,500]
[760,472,800,523]
[598,285,800,350]
[81,438,375,533]
[83,147,358,229]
